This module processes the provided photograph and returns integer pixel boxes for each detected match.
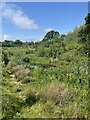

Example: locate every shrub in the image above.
[10,65,31,83]
[21,77,31,84]
[23,56,30,63]
[25,90,39,105]
[40,82,73,105]
[2,93,21,118]
[2,50,9,66]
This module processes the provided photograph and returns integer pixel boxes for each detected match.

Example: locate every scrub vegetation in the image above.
[1,13,90,119]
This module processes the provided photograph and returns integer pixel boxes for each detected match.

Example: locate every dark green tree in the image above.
[78,13,90,55]
[2,50,9,66]
[15,39,23,46]
[85,13,90,56]
[60,34,66,40]
[43,30,60,41]
[85,13,90,34]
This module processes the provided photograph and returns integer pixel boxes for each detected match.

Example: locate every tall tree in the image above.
[43,30,60,41]
[78,13,90,55]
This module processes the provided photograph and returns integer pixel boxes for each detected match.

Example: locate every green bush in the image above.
[25,90,39,105]
[2,93,21,118]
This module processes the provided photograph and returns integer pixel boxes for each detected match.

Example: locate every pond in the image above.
[30,64,56,69]
[25,63,56,70]
[30,65,39,69]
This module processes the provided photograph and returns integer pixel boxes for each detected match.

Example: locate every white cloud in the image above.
[2,3,39,29]
[3,34,13,40]
[0,35,6,42]
[0,35,3,42]
[44,28,54,33]
[0,34,43,42]
[0,34,19,42]
[0,34,12,41]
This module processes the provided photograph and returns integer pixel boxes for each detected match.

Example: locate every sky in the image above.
[1,2,88,42]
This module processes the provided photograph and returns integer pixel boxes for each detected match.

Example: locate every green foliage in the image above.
[2,93,21,118]
[78,25,87,42]
[2,50,9,66]
[2,40,23,47]
[22,56,30,63]
[43,30,60,41]
[85,13,90,34]
[1,14,90,119]
[78,13,90,56]
[25,90,39,105]
[14,39,23,46]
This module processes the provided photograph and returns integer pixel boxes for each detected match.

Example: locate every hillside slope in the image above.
[1,14,90,119]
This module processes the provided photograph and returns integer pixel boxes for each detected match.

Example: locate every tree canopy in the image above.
[43,30,60,41]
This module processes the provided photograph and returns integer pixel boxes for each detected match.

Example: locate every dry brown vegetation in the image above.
[40,82,73,105]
